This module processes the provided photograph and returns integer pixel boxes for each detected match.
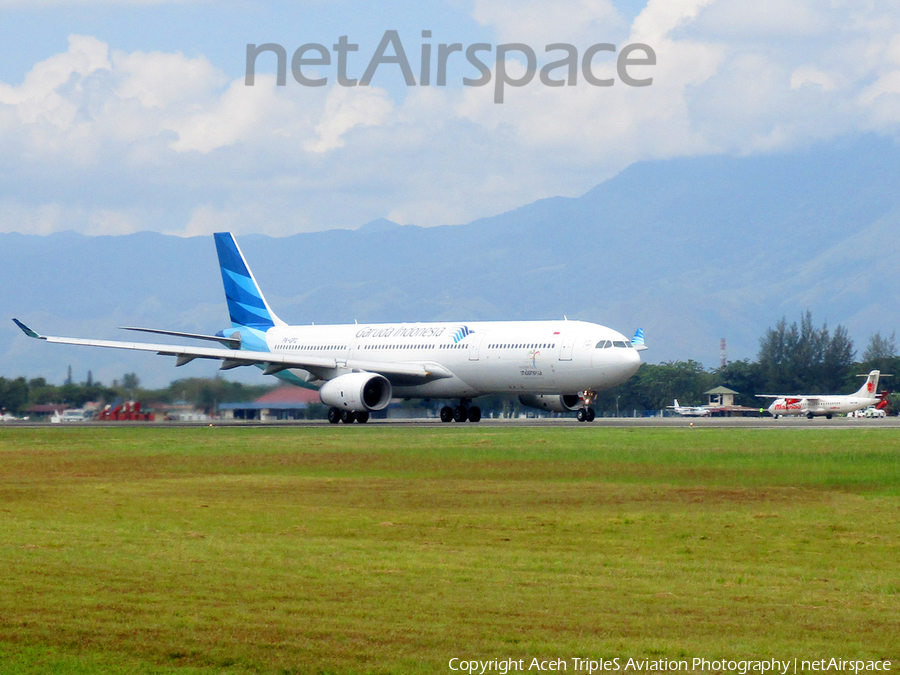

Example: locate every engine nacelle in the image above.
[518,394,582,413]
[319,372,392,412]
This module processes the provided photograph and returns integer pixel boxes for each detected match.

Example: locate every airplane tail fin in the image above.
[673,399,679,408]
[632,328,648,351]
[853,370,880,397]
[214,232,285,330]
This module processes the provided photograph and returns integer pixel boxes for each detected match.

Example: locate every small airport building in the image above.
[703,386,761,417]
[219,386,322,421]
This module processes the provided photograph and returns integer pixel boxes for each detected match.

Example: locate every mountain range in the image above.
[3,134,899,388]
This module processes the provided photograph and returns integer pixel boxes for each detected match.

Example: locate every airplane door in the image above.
[468,333,486,361]
[559,332,576,361]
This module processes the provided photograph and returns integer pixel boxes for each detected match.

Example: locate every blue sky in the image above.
[1,0,899,237]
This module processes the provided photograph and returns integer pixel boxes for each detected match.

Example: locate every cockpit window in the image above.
[595,340,611,348]
[612,341,627,348]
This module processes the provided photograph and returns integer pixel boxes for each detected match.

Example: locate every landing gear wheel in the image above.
[327,407,341,424]
[341,410,356,424]
[467,406,482,423]
[825,413,832,420]
[577,408,587,423]
[440,406,453,423]
[356,411,370,424]
[807,412,815,420]
[453,406,468,423]
[585,407,596,422]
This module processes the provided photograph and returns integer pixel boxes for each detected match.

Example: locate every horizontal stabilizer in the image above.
[120,326,241,349]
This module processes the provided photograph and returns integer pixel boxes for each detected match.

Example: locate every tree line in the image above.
[2,311,896,417]
[0,373,274,416]
[594,312,897,415]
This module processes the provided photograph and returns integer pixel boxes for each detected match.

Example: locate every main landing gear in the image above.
[440,400,482,423]
[576,390,598,423]
[327,407,369,424]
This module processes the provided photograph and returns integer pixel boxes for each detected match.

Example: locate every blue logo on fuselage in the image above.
[452,326,474,343]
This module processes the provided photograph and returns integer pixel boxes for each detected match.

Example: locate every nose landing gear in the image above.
[576,390,598,423]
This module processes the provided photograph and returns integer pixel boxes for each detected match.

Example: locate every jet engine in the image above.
[518,394,582,413]
[319,372,392,412]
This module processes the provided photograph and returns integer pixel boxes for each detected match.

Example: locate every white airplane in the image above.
[13,232,646,424]
[667,399,710,417]
[757,370,885,419]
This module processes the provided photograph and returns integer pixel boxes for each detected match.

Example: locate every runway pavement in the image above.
[5,416,900,430]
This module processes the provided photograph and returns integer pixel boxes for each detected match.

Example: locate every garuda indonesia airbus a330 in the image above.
[14,233,646,423]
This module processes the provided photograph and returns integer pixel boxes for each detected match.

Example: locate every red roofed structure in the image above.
[219,386,321,421]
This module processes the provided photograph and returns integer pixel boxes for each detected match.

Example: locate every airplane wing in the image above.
[12,319,452,381]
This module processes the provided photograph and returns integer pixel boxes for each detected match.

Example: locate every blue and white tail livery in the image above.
[213,233,284,353]
[214,233,284,331]
[632,328,647,351]
[13,233,646,423]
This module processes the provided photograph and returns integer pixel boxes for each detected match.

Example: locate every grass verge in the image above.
[0,426,898,673]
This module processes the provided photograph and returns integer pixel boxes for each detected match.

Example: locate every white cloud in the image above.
[685,0,830,39]
[0,0,208,5]
[631,0,718,44]
[0,200,69,235]
[471,0,628,45]
[790,66,838,92]
[304,86,394,153]
[113,49,226,109]
[2,1,900,238]
[0,34,110,129]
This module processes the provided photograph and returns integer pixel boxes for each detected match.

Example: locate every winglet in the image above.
[12,319,43,339]
[632,328,648,352]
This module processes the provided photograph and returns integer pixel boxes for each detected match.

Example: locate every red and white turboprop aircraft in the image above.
[757,370,887,419]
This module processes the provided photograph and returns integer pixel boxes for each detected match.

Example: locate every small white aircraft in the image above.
[757,370,885,419]
[14,232,646,424]
[667,399,711,417]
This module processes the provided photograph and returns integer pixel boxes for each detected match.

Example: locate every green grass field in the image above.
[0,426,898,674]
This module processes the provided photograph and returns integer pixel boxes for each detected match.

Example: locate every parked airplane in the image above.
[757,370,885,419]
[667,399,711,417]
[13,233,646,424]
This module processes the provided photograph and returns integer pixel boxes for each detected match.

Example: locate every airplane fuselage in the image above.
[261,319,642,399]
[13,233,646,423]
[768,395,879,417]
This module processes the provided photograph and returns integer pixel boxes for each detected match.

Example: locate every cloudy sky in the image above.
[1,0,899,237]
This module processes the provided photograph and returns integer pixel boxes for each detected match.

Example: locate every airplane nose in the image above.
[606,347,642,380]
[627,347,642,375]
